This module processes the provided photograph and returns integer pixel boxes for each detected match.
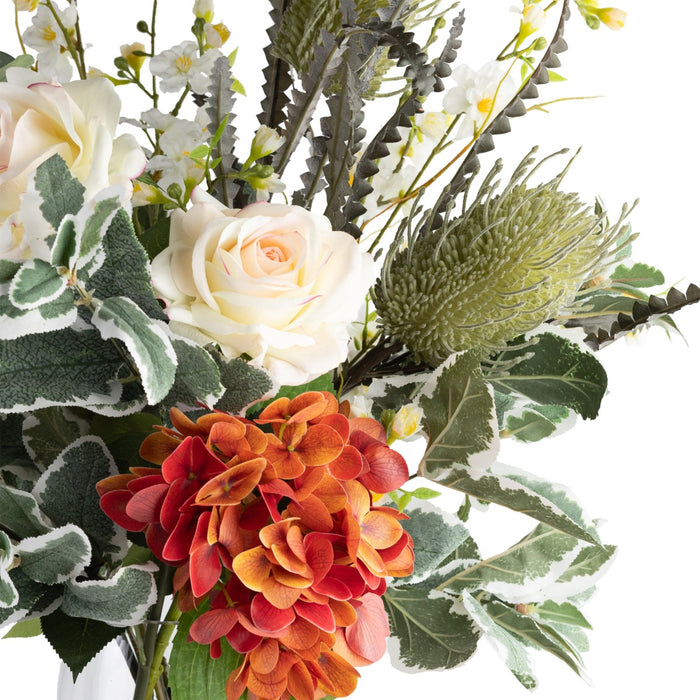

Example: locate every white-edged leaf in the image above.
[0,328,124,412]
[543,543,617,602]
[385,584,480,671]
[401,501,479,583]
[431,461,600,545]
[461,592,537,689]
[0,291,76,341]
[91,296,177,405]
[0,531,19,607]
[436,524,587,604]
[22,407,90,471]
[33,436,127,560]
[16,524,91,585]
[164,337,224,410]
[9,259,67,310]
[0,485,52,538]
[418,350,499,481]
[61,563,157,626]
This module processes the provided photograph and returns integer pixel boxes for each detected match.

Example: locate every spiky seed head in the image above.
[373,150,633,364]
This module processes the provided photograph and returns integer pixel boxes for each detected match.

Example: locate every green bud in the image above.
[136,20,150,33]
[533,36,548,51]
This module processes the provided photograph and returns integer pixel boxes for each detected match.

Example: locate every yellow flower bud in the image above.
[389,404,424,442]
[204,22,231,49]
[14,0,39,11]
[516,3,546,46]
[193,0,215,23]
[120,42,147,73]
[597,7,626,30]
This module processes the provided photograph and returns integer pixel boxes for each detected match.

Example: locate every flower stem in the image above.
[144,597,182,699]
[132,565,173,700]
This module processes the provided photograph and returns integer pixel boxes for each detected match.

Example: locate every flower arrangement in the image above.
[1,1,698,700]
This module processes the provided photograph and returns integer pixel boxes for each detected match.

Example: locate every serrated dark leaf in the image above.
[427,0,571,228]
[274,31,347,176]
[257,0,294,133]
[41,609,123,681]
[582,283,700,350]
[205,56,240,208]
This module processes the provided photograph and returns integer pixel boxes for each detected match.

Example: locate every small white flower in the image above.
[149,42,221,93]
[250,126,285,161]
[443,62,516,138]
[345,390,374,419]
[141,109,207,194]
[22,3,77,81]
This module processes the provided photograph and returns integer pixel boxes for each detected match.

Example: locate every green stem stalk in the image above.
[132,565,173,700]
[144,597,182,700]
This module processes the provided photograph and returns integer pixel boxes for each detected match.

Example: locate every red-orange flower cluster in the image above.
[97,391,414,700]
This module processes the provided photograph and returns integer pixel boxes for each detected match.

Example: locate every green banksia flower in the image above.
[373,149,635,364]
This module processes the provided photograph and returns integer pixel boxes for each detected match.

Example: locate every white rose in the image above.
[0,68,145,261]
[152,191,375,386]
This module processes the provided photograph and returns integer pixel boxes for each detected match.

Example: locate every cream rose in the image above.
[0,68,145,261]
[151,192,375,386]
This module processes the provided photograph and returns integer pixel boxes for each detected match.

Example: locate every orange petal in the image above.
[357,540,386,577]
[316,648,359,698]
[297,424,344,467]
[233,546,271,591]
[207,420,247,456]
[349,417,385,441]
[139,432,182,465]
[257,397,291,423]
[343,479,370,520]
[287,659,315,700]
[249,638,280,675]
[262,576,302,609]
[361,510,403,550]
[195,457,267,506]
[286,495,333,533]
[288,391,329,423]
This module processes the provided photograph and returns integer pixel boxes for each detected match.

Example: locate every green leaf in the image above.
[0,530,19,607]
[0,54,33,81]
[419,458,599,545]
[611,262,665,288]
[490,333,608,419]
[0,327,124,412]
[0,568,59,629]
[545,542,616,600]
[92,296,177,405]
[434,524,587,598]
[41,608,123,681]
[163,338,224,410]
[9,259,67,310]
[138,215,171,260]
[169,606,243,700]
[51,218,78,270]
[418,350,499,479]
[2,617,42,638]
[532,601,592,629]
[16,524,92,585]
[22,407,89,471]
[33,154,85,230]
[401,503,478,582]
[84,208,166,320]
[90,412,160,469]
[215,355,273,414]
[483,600,583,676]
[61,564,157,626]
[0,259,21,284]
[504,404,571,442]
[0,485,51,538]
[461,593,537,689]
[384,583,480,671]
[32,436,126,560]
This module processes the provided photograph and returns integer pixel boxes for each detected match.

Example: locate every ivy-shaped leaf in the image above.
[22,407,89,472]
[41,609,123,681]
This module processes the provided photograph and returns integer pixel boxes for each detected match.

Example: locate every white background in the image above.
[2,1,700,698]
